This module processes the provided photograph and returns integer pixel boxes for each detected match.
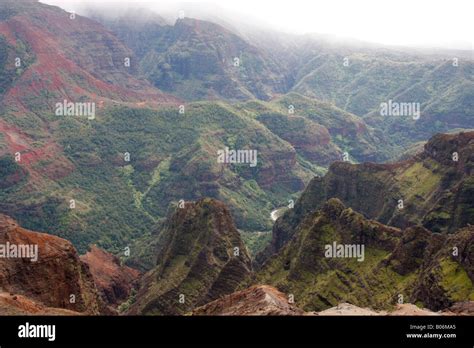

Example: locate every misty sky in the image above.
[41,0,473,50]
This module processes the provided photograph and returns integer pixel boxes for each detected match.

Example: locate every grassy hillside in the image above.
[292,52,474,150]
[254,199,474,312]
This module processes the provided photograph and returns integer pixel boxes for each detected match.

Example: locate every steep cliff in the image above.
[254,199,473,312]
[259,131,473,263]
[127,198,252,315]
[80,245,141,309]
[0,214,105,314]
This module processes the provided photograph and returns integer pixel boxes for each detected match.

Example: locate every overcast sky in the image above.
[41,0,473,50]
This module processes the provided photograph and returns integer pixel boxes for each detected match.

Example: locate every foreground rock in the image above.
[127,198,252,315]
[0,214,105,314]
[315,303,464,316]
[317,302,474,316]
[316,303,441,316]
[445,302,474,315]
[192,286,473,316]
[315,303,382,316]
[192,285,305,315]
[80,245,140,309]
[0,292,81,315]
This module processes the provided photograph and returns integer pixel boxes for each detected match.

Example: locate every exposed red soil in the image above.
[0,214,105,314]
[192,285,306,316]
[0,3,183,188]
[0,292,82,315]
[80,246,141,308]
[0,12,181,107]
[0,119,74,182]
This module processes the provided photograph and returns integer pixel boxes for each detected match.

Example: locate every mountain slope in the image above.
[0,0,181,252]
[254,199,474,312]
[1,1,384,252]
[0,2,472,308]
[291,50,474,150]
[127,198,252,315]
[95,13,291,101]
[260,131,473,261]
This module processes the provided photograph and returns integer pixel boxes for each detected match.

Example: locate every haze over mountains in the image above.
[0,0,472,316]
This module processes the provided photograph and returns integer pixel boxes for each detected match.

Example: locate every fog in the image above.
[40,0,473,50]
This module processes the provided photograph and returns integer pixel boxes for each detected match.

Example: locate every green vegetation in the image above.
[255,197,474,312]
[439,258,474,302]
[254,200,414,311]
[128,199,252,315]
[0,155,27,191]
[240,230,272,258]
[0,2,472,316]
[1,98,328,252]
[0,37,14,95]
[292,53,474,149]
[0,155,20,178]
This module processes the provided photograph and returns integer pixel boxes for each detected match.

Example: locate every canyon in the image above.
[0,0,472,317]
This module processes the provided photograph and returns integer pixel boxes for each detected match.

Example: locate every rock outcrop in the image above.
[409,226,474,311]
[127,198,252,315]
[80,245,141,309]
[445,301,474,315]
[192,286,472,316]
[254,199,473,312]
[0,214,105,314]
[256,113,341,166]
[192,285,305,316]
[258,131,474,265]
[315,303,443,316]
[0,292,82,315]
[315,303,382,316]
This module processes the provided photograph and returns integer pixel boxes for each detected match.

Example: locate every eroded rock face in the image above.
[316,303,382,316]
[410,226,474,311]
[0,214,104,314]
[254,199,473,312]
[424,132,474,169]
[192,285,305,316]
[258,131,474,265]
[256,148,303,190]
[385,226,434,275]
[99,14,291,101]
[80,246,141,309]
[127,198,252,315]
